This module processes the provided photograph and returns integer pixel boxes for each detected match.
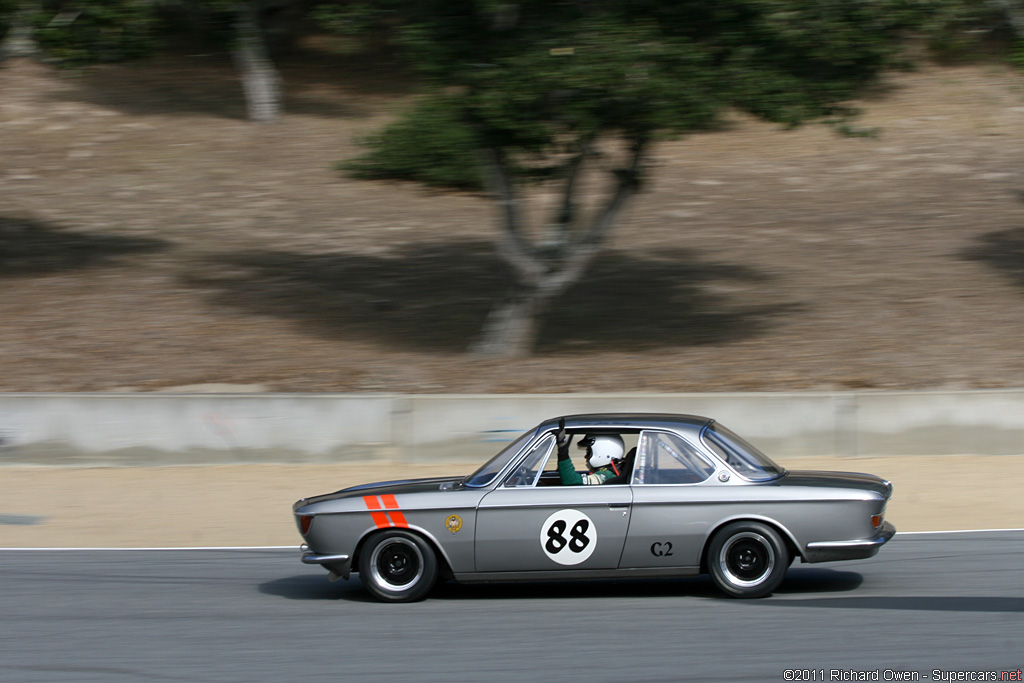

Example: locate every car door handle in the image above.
[608,503,631,508]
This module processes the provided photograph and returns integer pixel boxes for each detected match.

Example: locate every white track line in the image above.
[0,546,298,551]
[895,528,1024,535]
[2,528,1023,551]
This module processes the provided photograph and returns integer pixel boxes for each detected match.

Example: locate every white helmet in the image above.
[579,434,624,469]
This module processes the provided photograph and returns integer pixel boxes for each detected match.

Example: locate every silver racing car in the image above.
[294,414,895,602]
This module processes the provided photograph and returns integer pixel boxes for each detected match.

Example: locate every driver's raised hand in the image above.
[556,418,571,459]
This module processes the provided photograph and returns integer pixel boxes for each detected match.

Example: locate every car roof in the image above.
[538,413,713,432]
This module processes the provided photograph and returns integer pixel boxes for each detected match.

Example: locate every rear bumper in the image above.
[802,521,897,563]
[300,546,352,581]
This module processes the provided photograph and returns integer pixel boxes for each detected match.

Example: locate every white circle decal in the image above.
[540,509,597,565]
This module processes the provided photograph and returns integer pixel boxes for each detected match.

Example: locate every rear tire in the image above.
[358,530,438,603]
[707,521,789,598]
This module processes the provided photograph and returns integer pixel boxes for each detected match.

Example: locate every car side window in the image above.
[632,431,716,485]
[503,434,555,488]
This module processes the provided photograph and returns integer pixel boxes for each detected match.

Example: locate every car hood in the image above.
[294,476,464,510]
[778,470,893,498]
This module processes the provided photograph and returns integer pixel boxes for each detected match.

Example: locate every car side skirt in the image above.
[451,566,701,584]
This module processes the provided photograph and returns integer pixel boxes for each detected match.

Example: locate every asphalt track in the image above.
[1,532,1022,683]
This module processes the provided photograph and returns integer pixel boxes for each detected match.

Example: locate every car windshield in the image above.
[702,423,785,481]
[463,429,536,487]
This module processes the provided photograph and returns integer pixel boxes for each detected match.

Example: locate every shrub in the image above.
[32,0,158,66]
[341,96,484,190]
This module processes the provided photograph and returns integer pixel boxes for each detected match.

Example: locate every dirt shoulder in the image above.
[1,456,1020,548]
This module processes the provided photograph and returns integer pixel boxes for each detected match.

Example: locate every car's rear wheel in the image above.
[707,521,789,598]
[358,530,438,603]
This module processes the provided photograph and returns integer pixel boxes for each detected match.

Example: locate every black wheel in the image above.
[707,521,790,598]
[358,530,438,603]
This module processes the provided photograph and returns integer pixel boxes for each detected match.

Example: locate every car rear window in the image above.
[633,431,716,485]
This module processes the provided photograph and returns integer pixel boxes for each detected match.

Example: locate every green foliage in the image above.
[905,0,1023,62]
[928,1,992,59]
[163,2,238,53]
[0,0,14,40]
[1012,39,1024,70]
[312,2,395,37]
[32,0,158,66]
[344,0,918,189]
[342,96,485,189]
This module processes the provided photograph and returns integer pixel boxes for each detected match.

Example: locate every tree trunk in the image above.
[233,2,281,123]
[991,0,1024,37]
[471,139,647,356]
[0,0,41,61]
[471,287,549,357]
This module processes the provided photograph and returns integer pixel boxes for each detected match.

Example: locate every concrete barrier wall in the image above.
[1,390,1023,466]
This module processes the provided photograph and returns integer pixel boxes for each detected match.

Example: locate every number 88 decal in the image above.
[540,509,597,565]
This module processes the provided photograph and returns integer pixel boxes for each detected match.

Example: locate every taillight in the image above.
[871,514,883,529]
[300,515,314,535]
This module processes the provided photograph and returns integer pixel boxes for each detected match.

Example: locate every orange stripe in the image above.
[380,494,408,528]
[386,510,408,528]
[363,496,390,528]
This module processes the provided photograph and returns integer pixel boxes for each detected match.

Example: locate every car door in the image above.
[475,434,632,572]
[619,429,720,570]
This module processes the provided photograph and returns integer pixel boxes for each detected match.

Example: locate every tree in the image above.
[182,0,293,122]
[345,0,919,356]
[995,0,1024,34]
[230,0,283,122]
[7,0,288,122]
[1,0,40,60]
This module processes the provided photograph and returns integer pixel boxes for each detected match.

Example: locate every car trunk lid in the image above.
[779,470,893,498]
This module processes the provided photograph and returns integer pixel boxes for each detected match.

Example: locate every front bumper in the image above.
[802,521,897,563]
[300,545,353,581]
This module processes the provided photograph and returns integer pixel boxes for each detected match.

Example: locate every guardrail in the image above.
[1,390,1022,466]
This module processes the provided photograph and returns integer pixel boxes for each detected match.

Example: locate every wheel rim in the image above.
[370,538,424,591]
[718,531,775,588]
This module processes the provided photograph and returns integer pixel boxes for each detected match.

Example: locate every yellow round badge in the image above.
[445,514,463,534]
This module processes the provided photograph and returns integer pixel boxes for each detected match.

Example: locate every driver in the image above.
[556,422,625,486]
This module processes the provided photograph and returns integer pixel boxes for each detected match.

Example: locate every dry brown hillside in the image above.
[3,52,1024,393]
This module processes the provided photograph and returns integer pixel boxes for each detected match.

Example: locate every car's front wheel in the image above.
[358,530,438,603]
[707,521,789,598]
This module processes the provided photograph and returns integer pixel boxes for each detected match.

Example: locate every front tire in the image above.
[707,521,789,598]
[358,530,438,603]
